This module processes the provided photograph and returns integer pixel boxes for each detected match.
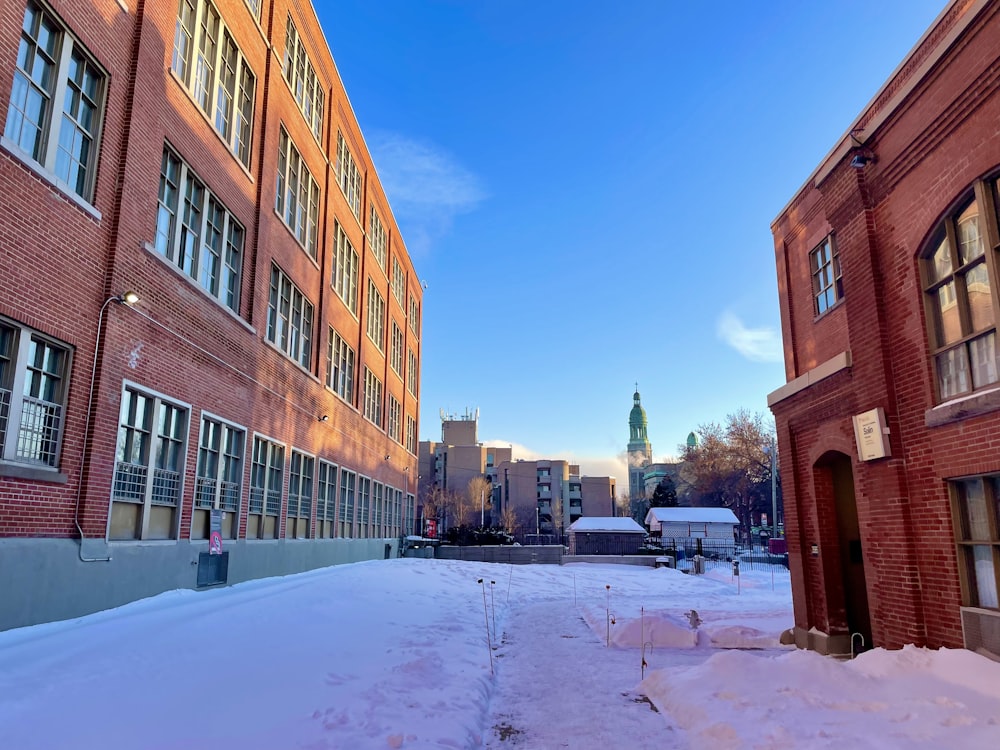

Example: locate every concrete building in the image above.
[418,410,512,526]
[495,458,616,536]
[769,0,1000,658]
[0,0,420,631]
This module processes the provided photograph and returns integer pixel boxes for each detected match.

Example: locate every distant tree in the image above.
[499,504,518,534]
[649,476,678,508]
[680,409,781,540]
[615,492,631,517]
[466,476,493,527]
[548,497,564,536]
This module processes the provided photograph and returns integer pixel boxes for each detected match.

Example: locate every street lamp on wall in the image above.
[75,291,141,562]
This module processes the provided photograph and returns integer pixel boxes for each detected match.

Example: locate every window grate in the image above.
[113,462,147,503]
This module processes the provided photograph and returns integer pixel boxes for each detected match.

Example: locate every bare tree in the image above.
[681,409,780,540]
[615,492,632,518]
[499,504,518,534]
[549,496,564,536]
[466,476,493,527]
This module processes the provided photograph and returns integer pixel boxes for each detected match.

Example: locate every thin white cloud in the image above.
[716,311,783,363]
[367,132,486,255]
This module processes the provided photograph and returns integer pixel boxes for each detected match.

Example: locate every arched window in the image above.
[921,179,1000,401]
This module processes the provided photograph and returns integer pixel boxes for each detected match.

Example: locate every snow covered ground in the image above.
[1,558,998,749]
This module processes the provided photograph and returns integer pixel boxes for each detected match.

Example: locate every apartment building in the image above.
[769,0,1000,658]
[0,0,420,630]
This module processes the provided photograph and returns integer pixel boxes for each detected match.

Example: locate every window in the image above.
[339,467,356,537]
[333,223,359,313]
[287,449,314,538]
[267,264,314,369]
[316,460,338,538]
[0,319,69,471]
[155,148,244,311]
[408,296,420,337]
[405,415,416,454]
[366,280,385,352]
[111,387,188,541]
[363,368,383,428]
[952,476,1000,609]
[244,0,261,21]
[390,322,404,377]
[810,236,842,315]
[171,0,255,167]
[194,415,243,540]
[336,131,362,220]
[358,476,370,538]
[391,258,405,308]
[407,348,418,397]
[406,493,415,537]
[248,435,283,539]
[387,395,401,443]
[4,1,106,201]
[370,207,387,271]
[373,481,384,537]
[326,327,355,403]
[275,127,320,258]
[922,183,1000,401]
[281,15,323,140]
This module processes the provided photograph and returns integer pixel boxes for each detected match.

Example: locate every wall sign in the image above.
[853,407,891,461]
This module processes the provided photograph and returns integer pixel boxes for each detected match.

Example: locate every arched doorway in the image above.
[816,451,872,649]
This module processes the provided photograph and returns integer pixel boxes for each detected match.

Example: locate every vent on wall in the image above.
[960,606,1000,661]
[197,551,229,587]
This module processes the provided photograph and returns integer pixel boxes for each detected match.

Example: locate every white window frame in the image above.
[275,126,320,259]
[267,263,314,369]
[193,412,244,540]
[326,327,355,403]
[155,146,244,312]
[390,322,404,377]
[408,296,420,337]
[287,448,314,538]
[316,459,338,538]
[333,222,359,313]
[281,14,324,140]
[336,130,362,220]
[405,414,416,455]
[3,1,107,203]
[369,207,387,271]
[0,317,70,472]
[110,384,189,541]
[339,467,356,537]
[366,279,386,352]
[358,475,371,538]
[407,348,418,397]
[391,258,406,308]
[171,0,256,167]
[387,395,401,443]
[363,367,383,428]
[248,434,284,539]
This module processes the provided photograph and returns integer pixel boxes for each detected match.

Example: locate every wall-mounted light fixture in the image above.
[317,415,329,422]
[850,150,875,169]
[120,291,140,305]
[384,454,391,461]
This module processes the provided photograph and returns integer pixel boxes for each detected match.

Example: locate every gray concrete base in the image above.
[0,536,399,632]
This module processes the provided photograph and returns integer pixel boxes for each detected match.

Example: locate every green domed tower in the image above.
[627,386,653,506]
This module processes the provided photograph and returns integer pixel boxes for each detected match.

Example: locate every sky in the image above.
[2,557,999,748]
[319,1,948,480]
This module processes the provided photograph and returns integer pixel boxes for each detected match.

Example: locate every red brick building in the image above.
[0,0,421,630]
[770,0,1000,657]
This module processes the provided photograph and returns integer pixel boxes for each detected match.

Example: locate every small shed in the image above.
[644,507,739,540]
[568,517,646,555]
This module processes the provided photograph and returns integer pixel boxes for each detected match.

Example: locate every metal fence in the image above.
[653,537,788,572]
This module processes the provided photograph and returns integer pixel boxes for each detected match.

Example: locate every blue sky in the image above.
[320,1,946,482]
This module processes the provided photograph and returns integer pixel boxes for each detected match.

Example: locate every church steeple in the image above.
[626,385,653,510]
